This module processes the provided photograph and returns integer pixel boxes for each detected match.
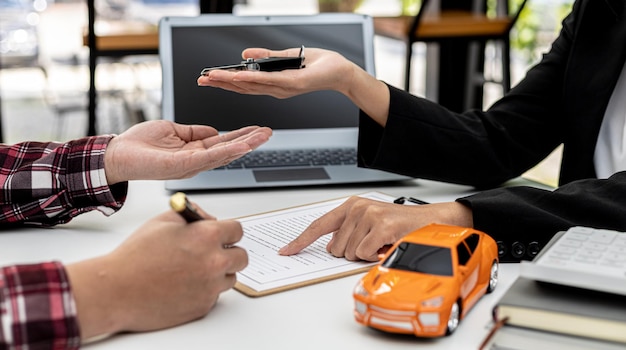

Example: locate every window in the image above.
[456,242,471,266]
[465,233,480,253]
[382,242,453,276]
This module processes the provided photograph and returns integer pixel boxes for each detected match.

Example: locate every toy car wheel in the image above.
[486,260,498,293]
[446,301,461,335]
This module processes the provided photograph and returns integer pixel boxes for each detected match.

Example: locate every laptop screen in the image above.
[160,14,375,131]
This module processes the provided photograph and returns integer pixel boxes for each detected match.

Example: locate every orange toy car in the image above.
[353,223,499,337]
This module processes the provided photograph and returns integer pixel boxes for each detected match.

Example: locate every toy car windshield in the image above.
[382,242,453,276]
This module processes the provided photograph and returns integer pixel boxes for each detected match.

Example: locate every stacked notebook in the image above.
[484,277,626,349]
[482,227,626,349]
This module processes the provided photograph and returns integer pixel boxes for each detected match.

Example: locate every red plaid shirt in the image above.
[0,262,80,350]
[0,136,128,349]
[0,136,126,226]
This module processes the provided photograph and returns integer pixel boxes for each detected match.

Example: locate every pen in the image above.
[393,196,430,205]
[169,192,203,222]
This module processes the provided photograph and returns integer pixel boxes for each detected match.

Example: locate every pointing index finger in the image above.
[277,200,350,256]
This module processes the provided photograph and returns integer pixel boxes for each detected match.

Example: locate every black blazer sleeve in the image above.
[458,172,626,261]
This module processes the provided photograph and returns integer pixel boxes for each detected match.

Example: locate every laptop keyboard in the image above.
[215,148,357,170]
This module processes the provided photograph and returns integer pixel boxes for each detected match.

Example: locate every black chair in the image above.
[85,0,235,136]
[374,0,528,111]
[85,0,161,136]
[200,0,234,13]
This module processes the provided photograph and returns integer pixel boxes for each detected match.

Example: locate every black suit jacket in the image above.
[357,0,626,261]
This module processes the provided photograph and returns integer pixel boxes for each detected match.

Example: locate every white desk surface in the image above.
[0,178,522,349]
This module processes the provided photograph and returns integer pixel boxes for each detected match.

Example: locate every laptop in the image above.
[159,13,412,191]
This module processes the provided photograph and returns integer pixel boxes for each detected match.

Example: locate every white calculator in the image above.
[519,226,626,296]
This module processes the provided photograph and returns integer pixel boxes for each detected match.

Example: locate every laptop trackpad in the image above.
[253,168,330,182]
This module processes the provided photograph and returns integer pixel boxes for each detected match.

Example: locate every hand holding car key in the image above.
[200,45,305,75]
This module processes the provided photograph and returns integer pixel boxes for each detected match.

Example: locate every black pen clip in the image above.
[393,196,429,205]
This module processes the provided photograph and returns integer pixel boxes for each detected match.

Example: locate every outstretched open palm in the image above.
[104,120,272,184]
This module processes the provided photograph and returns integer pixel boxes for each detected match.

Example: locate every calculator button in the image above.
[573,257,597,265]
[604,253,626,262]
[583,242,608,251]
[570,226,594,235]
[552,246,577,255]
[599,261,625,269]
[565,233,589,241]
[589,230,617,244]
[615,237,626,247]
[609,246,626,255]
[560,239,583,248]
[578,250,602,259]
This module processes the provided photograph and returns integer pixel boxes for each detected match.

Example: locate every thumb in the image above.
[242,48,274,60]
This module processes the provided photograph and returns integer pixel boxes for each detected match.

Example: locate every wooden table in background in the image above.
[83,17,158,136]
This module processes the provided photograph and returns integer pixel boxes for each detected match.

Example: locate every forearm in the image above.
[0,262,81,349]
[343,61,390,127]
[65,256,123,341]
[357,83,565,188]
[0,136,127,226]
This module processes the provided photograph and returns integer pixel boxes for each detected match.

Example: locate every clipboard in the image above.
[232,191,397,297]
[235,265,374,297]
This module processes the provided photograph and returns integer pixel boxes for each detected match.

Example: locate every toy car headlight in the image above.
[421,296,444,308]
[354,281,369,297]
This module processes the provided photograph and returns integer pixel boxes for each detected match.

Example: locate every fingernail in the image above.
[278,246,288,255]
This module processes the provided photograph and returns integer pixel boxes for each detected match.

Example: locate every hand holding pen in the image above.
[168,191,248,285]
[74,193,248,338]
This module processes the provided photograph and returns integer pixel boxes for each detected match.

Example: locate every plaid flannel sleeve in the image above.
[0,135,127,226]
[0,262,80,349]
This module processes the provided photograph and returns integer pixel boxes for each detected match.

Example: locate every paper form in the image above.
[235,191,395,296]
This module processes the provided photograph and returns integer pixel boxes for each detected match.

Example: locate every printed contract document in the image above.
[235,192,395,296]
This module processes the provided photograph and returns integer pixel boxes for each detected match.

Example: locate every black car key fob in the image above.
[200,45,305,75]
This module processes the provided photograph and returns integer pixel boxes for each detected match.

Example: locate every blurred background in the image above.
[0,0,573,144]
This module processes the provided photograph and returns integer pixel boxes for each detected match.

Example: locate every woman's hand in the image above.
[279,197,474,261]
[197,47,391,126]
[198,47,356,98]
